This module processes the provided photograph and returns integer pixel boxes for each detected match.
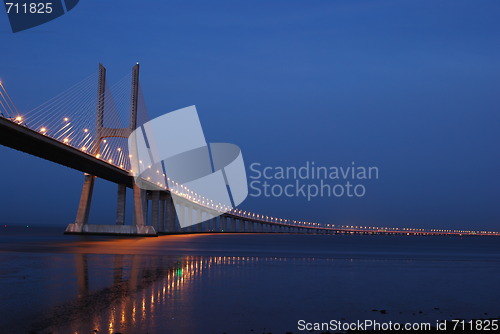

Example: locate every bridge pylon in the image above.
[65,64,156,236]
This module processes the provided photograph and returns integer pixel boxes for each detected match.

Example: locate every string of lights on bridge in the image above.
[1,78,498,237]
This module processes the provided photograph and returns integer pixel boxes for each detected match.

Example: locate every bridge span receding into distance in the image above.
[0,65,498,238]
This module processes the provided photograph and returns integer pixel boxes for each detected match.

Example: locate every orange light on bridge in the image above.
[63,138,69,143]
[40,127,47,133]
[15,116,22,122]
[63,117,69,122]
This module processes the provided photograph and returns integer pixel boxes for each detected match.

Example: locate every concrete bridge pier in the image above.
[206,214,213,231]
[218,216,224,232]
[65,175,156,236]
[74,174,95,226]
[115,184,126,225]
[230,217,237,232]
[165,193,177,233]
[221,216,228,232]
[158,197,165,232]
[210,216,217,232]
[161,198,168,232]
[218,215,223,231]
[213,215,219,231]
[177,203,185,231]
[151,191,160,231]
[196,208,203,232]
[186,204,193,232]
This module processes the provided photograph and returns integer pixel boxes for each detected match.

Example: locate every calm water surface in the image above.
[1,226,500,334]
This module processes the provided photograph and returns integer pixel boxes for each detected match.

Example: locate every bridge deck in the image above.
[0,117,133,187]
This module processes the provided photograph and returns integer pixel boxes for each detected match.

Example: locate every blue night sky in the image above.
[0,0,499,230]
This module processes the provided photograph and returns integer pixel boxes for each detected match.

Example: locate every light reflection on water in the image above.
[1,230,500,333]
[32,254,334,334]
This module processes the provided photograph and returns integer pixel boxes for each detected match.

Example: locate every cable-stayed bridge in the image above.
[0,64,498,237]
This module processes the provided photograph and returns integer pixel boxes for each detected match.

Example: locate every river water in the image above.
[1,226,499,333]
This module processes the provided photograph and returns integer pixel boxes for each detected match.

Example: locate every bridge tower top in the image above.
[93,63,140,155]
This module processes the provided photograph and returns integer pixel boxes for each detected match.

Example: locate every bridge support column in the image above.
[159,197,165,232]
[115,184,126,225]
[230,217,236,232]
[186,205,193,232]
[184,204,193,232]
[133,184,155,235]
[165,193,176,232]
[205,214,212,231]
[196,208,202,232]
[212,215,217,231]
[151,191,160,231]
[220,216,226,232]
[210,216,217,232]
[74,174,95,225]
[176,203,184,230]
